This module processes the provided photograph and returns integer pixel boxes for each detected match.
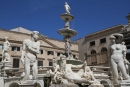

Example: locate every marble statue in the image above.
[20,31,40,82]
[109,33,130,84]
[49,54,103,86]
[122,41,127,59]
[49,57,61,83]
[64,2,71,14]
[122,41,130,74]
[64,37,72,58]
[2,37,11,62]
[81,61,100,85]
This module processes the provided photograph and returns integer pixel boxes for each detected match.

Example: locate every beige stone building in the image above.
[0,27,79,70]
[74,24,124,66]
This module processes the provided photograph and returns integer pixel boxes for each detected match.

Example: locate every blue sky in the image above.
[0,0,130,41]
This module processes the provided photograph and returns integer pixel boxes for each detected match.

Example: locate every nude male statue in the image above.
[64,2,71,14]
[2,37,11,62]
[21,31,40,81]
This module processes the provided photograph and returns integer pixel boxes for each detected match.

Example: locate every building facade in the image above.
[0,27,79,70]
[74,24,124,66]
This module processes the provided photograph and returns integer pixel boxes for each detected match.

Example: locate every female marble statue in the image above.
[2,37,11,62]
[109,34,130,84]
[64,2,71,14]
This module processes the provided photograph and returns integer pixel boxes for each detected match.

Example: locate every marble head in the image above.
[65,2,68,5]
[53,57,57,63]
[31,31,39,41]
[4,37,8,40]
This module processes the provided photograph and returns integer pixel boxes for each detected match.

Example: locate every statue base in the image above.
[114,83,130,87]
[114,80,130,87]
[1,61,11,77]
[57,59,83,65]
[58,28,77,38]
[3,61,11,67]
[9,80,43,87]
[20,80,37,85]
[50,83,79,87]
[89,84,104,87]
[60,13,74,21]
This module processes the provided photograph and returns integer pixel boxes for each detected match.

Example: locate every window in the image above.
[13,58,19,68]
[91,62,97,64]
[40,50,43,54]
[12,46,20,51]
[17,47,20,51]
[90,41,95,46]
[101,47,107,52]
[0,44,3,50]
[104,69,108,71]
[47,51,54,55]
[73,55,76,58]
[84,53,87,60]
[0,58,2,62]
[49,61,53,66]
[91,50,96,54]
[38,60,43,66]
[57,52,62,56]
[100,38,106,44]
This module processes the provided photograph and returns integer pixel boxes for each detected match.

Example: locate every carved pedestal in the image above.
[50,83,79,87]
[89,84,104,87]
[20,80,37,87]
[1,61,11,77]
[114,80,130,87]
[20,80,37,85]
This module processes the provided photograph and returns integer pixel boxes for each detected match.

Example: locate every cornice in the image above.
[86,24,124,38]
[0,38,79,53]
[0,29,78,45]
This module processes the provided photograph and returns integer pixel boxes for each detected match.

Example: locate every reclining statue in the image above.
[49,54,103,87]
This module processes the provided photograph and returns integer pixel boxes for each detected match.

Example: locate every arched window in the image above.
[91,50,96,54]
[101,47,107,52]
